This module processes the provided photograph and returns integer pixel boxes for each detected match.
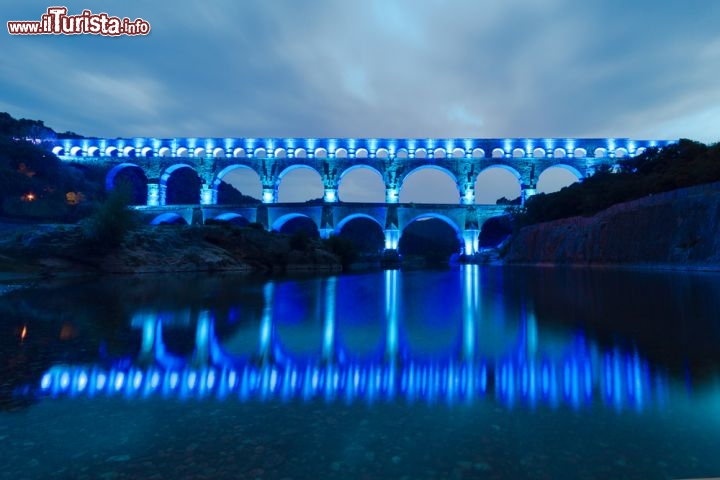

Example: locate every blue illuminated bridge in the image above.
[38,269,667,410]
[52,137,673,254]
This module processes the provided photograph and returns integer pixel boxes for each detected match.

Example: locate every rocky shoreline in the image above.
[0,222,342,280]
[504,181,720,269]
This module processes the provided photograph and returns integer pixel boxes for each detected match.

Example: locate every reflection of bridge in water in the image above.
[52,136,673,255]
[40,267,666,410]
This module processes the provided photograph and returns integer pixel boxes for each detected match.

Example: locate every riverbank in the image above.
[0,221,342,279]
[504,181,720,269]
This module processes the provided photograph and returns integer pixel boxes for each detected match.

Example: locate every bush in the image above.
[82,187,138,248]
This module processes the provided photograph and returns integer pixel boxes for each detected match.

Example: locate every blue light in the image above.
[41,373,51,390]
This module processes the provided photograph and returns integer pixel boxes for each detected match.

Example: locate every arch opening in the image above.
[536,165,582,194]
[162,165,201,205]
[272,214,319,238]
[214,165,262,204]
[400,166,459,204]
[106,163,149,205]
[399,215,462,264]
[335,215,385,255]
[474,166,521,205]
[338,165,385,203]
[207,213,250,227]
[277,166,323,203]
[150,213,188,226]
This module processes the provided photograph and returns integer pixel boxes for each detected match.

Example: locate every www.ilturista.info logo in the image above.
[7,7,150,36]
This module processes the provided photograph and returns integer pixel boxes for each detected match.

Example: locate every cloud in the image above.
[2,0,719,144]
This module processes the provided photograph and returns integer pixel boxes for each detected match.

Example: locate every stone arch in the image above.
[335,148,348,158]
[105,162,149,205]
[208,213,249,226]
[271,213,318,232]
[338,164,385,203]
[52,146,64,156]
[553,148,567,158]
[636,147,647,156]
[573,148,587,158]
[334,213,384,234]
[452,147,466,158]
[274,148,287,158]
[491,148,505,158]
[533,148,546,158]
[105,162,146,191]
[399,213,463,256]
[123,146,136,157]
[614,147,628,158]
[334,214,385,253]
[139,146,152,157]
[472,148,485,158]
[158,147,171,157]
[254,147,267,158]
[474,165,522,205]
[594,147,607,158]
[194,147,206,157]
[355,148,368,159]
[399,165,460,203]
[294,148,307,158]
[213,164,262,195]
[105,146,118,157]
[512,148,525,158]
[176,147,189,157]
[87,146,100,157]
[161,163,201,205]
[537,164,583,194]
[376,148,389,159]
[233,147,246,158]
[277,164,323,202]
[414,148,427,159]
[213,147,226,158]
[315,147,328,158]
[396,148,408,159]
[70,146,82,156]
[433,148,447,158]
[150,213,188,226]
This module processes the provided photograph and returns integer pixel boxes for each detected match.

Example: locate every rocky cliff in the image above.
[504,181,720,268]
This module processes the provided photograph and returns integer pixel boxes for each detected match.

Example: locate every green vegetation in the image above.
[81,186,139,249]
[514,139,720,227]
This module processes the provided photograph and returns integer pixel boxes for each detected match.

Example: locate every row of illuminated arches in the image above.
[54,145,644,160]
[110,162,582,205]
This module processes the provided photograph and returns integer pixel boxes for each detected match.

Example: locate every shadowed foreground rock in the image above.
[505,181,720,269]
[0,224,342,276]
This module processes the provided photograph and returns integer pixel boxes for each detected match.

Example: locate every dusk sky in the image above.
[3,0,720,203]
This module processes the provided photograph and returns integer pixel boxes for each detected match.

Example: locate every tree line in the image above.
[514,139,720,226]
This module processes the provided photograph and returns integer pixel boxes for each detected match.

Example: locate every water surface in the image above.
[1,266,719,479]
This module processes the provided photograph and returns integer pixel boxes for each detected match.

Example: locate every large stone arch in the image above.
[474,165,522,205]
[399,213,464,259]
[213,164,263,203]
[150,213,188,225]
[207,212,250,226]
[276,164,324,202]
[402,213,462,238]
[161,163,201,205]
[105,162,147,192]
[338,164,385,203]
[536,164,583,194]
[271,213,318,233]
[334,213,384,234]
[399,165,460,203]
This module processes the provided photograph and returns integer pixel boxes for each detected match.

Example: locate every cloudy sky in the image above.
[3,0,720,202]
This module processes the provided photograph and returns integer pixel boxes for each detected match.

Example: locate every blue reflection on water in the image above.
[37,267,669,411]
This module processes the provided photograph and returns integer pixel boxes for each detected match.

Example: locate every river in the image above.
[1,266,719,479]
